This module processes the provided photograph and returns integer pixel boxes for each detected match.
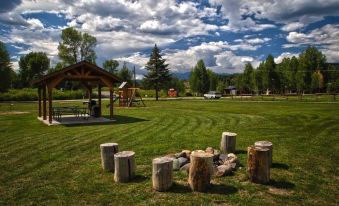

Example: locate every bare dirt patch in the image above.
[0,111,30,115]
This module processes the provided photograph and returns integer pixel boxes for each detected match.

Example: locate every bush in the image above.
[0,88,96,101]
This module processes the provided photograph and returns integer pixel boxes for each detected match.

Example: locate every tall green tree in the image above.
[242,63,254,93]
[118,62,132,83]
[58,27,97,65]
[18,52,49,88]
[103,59,119,73]
[207,69,218,91]
[190,59,209,95]
[144,44,171,101]
[0,41,13,92]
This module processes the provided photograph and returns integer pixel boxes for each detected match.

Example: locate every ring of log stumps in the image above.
[100,143,119,172]
[254,141,273,166]
[220,132,237,153]
[247,145,270,184]
[114,151,136,183]
[152,157,173,191]
[188,150,214,192]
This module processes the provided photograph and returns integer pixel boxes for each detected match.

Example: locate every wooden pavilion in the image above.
[33,61,122,125]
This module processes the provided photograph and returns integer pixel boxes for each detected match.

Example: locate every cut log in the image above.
[100,143,118,172]
[114,151,136,183]
[254,141,273,166]
[247,146,270,184]
[220,132,237,153]
[152,157,173,191]
[188,151,214,192]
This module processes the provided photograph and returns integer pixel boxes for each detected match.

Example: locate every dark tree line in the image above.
[236,47,338,94]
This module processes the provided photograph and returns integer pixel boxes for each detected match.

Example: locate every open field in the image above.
[0,100,338,205]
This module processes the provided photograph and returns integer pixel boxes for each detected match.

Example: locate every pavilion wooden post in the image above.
[42,84,47,120]
[88,86,92,102]
[110,89,113,119]
[48,88,53,124]
[38,86,42,117]
[98,84,102,117]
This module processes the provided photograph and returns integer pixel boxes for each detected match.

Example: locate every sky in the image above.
[0,0,339,77]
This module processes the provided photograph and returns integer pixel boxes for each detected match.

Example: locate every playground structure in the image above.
[118,82,145,107]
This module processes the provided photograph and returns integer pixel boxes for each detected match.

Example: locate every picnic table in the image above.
[52,106,89,120]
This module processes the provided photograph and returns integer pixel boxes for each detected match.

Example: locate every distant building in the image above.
[224,86,237,95]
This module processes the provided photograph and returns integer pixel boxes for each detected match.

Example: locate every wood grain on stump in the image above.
[152,157,173,191]
[220,132,237,153]
[188,151,214,192]
[114,151,136,183]
[247,146,270,184]
[254,141,273,166]
[100,143,118,172]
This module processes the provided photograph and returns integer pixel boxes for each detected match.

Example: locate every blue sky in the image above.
[0,0,338,77]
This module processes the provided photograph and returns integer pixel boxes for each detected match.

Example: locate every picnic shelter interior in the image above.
[33,61,122,125]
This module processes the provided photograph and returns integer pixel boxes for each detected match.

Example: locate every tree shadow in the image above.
[235,149,247,154]
[271,163,289,170]
[268,179,295,189]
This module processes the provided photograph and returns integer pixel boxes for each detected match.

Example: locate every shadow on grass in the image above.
[103,115,149,125]
[268,179,295,189]
[207,184,238,195]
[131,174,149,183]
[64,115,148,127]
[167,182,238,195]
[271,163,289,170]
[235,149,247,154]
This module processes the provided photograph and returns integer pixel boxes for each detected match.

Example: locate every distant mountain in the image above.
[172,72,191,80]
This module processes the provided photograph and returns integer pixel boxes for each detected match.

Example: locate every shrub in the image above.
[0,88,96,101]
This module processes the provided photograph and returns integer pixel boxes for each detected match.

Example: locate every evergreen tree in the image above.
[207,69,218,91]
[118,62,132,83]
[144,44,171,100]
[242,63,254,93]
[0,41,13,92]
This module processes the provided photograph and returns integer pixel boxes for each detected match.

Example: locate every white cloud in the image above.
[284,24,339,62]
[281,22,304,31]
[274,52,299,63]
[27,18,44,29]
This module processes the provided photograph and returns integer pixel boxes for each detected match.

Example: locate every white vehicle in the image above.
[204,91,222,99]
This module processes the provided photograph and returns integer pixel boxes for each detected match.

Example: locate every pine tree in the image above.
[144,44,171,100]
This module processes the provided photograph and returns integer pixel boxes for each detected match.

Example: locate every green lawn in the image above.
[0,100,338,205]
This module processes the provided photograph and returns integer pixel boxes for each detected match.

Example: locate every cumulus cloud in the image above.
[281,22,304,31]
[284,24,339,62]
[27,18,44,29]
[274,52,299,63]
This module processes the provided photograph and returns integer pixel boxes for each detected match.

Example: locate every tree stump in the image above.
[188,151,214,192]
[114,151,136,183]
[100,143,119,172]
[220,132,237,153]
[247,146,270,184]
[152,157,173,191]
[254,141,273,166]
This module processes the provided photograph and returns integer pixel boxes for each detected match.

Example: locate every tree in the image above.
[298,46,326,92]
[189,60,209,95]
[242,63,254,93]
[103,59,119,73]
[207,69,218,91]
[58,27,97,65]
[311,71,324,92]
[118,62,132,83]
[18,52,49,88]
[0,41,13,92]
[144,44,171,101]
